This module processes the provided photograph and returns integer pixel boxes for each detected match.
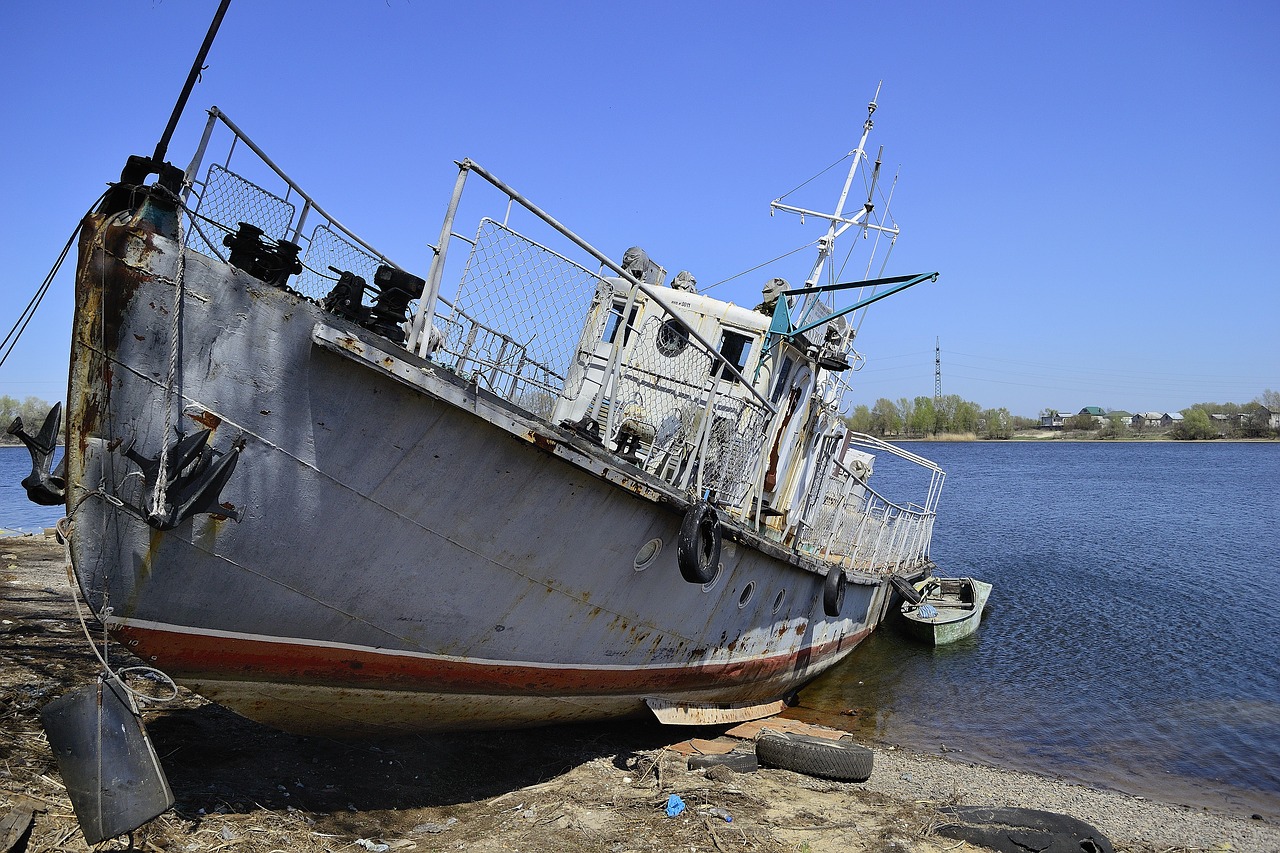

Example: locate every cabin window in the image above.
[715,330,753,380]
[656,319,690,357]
[770,355,794,404]
[602,302,638,345]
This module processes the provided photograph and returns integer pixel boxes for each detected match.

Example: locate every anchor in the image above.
[122,428,240,530]
[7,402,67,506]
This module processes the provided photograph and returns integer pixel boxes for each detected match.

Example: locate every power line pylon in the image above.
[934,337,942,407]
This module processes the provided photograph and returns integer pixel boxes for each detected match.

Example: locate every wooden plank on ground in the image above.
[0,804,36,853]
[724,718,847,741]
[667,736,738,757]
[666,716,851,756]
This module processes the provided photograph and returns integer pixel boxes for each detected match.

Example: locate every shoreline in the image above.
[780,704,1280,826]
[3,533,1277,852]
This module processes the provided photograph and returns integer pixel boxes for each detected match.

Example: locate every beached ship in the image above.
[14,15,946,736]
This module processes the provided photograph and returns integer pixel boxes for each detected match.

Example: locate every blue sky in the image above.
[2,1,1276,418]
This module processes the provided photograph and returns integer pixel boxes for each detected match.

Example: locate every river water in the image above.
[0,444,64,534]
[4,442,1278,816]
[790,440,1280,819]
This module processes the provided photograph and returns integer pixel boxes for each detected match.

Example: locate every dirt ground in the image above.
[3,533,1277,853]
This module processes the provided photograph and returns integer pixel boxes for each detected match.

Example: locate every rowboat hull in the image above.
[899,578,992,646]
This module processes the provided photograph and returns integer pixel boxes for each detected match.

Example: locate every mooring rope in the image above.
[56,517,180,705]
[149,197,188,523]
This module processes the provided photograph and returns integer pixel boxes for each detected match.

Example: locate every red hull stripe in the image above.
[112,621,868,697]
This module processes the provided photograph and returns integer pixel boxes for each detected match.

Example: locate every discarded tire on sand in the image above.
[936,806,1116,853]
[687,751,759,773]
[755,732,874,782]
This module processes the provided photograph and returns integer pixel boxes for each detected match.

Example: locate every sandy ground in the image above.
[3,532,1277,853]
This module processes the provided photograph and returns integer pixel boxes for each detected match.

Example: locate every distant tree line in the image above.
[0,396,59,444]
[844,388,1280,441]
[842,394,1038,440]
[1171,390,1280,440]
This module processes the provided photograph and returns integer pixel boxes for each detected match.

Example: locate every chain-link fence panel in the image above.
[297,225,387,304]
[438,219,605,415]
[798,468,850,554]
[186,164,296,257]
[699,396,772,508]
[609,314,713,461]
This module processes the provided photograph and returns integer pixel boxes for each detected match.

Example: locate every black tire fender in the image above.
[677,501,721,584]
[823,568,846,617]
[755,732,874,782]
[888,573,923,605]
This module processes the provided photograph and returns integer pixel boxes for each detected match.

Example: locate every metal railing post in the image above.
[594,284,641,439]
[181,110,220,203]
[411,163,470,356]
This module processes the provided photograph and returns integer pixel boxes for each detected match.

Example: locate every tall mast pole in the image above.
[802,83,881,298]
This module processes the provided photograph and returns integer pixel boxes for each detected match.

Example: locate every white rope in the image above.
[149,203,187,522]
[56,516,180,706]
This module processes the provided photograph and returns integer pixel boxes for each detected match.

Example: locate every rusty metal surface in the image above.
[62,212,901,734]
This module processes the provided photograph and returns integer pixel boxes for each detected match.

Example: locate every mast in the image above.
[769,83,900,323]
[804,86,878,292]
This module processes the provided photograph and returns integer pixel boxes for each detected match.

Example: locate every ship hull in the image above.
[64,206,898,735]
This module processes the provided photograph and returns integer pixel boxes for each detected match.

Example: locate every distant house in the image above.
[1131,411,1183,429]
[1211,413,1232,436]
[1078,406,1107,427]
[1131,412,1163,429]
[1040,409,1069,429]
[1237,406,1280,432]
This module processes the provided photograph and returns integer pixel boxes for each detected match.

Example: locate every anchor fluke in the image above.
[123,428,241,530]
[7,402,67,506]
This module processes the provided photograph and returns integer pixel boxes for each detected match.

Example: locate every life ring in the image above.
[823,568,846,617]
[755,732,874,782]
[677,501,721,584]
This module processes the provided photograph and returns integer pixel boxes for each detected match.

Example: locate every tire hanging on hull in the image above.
[822,568,846,617]
[677,501,721,584]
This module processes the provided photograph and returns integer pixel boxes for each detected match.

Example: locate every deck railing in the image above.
[175,111,942,571]
[796,433,944,571]
[179,107,436,317]
[432,211,775,508]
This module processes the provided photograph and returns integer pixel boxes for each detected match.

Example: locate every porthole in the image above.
[655,319,690,358]
[633,538,662,571]
[701,562,724,593]
[772,589,786,614]
[738,582,756,609]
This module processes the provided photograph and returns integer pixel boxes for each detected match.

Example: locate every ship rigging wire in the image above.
[0,191,108,369]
